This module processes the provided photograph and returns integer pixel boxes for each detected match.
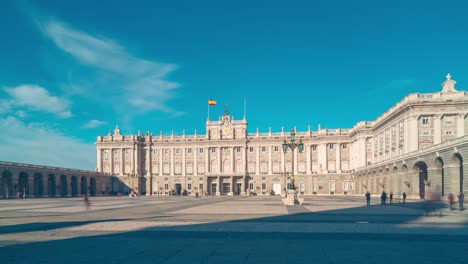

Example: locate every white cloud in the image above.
[0,116,95,170]
[0,100,12,114]
[5,84,72,118]
[42,20,180,113]
[83,119,106,128]
[16,110,28,118]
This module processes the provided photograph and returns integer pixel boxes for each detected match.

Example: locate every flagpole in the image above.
[207,101,210,121]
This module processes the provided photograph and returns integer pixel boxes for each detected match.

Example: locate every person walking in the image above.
[83,194,91,211]
[365,191,371,206]
[381,191,387,205]
[448,193,455,210]
[402,192,407,204]
[457,192,464,211]
[389,192,393,205]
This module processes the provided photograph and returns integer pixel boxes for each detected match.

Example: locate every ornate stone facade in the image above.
[96,74,468,198]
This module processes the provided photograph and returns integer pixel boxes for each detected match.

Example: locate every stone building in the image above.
[96,74,467,198]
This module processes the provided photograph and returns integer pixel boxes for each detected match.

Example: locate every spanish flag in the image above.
[208,99,217,106]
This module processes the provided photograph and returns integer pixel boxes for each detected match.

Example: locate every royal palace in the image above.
[96,74,468,199]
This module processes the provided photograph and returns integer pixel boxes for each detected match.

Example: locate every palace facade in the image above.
[96,74,468,198]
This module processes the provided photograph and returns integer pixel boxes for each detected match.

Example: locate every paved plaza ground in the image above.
[0,195,467,263]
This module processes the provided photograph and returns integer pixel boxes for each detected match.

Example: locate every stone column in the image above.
[256,146,260,175]
[205,147,210,174]
[170,148,174,176]
[407,115,419,153]
[336,144,341,173]
[306,145,311,174]
[146,146,152,195]
[242,146,247,175]
[216,176,220,196]
[445,164,460,195]
[318,144,327,173]
[231,147,235,173]
[268,146,272,174]
[159,148,163,177]
[97,148,102,172]
[457,114,465,137]
[120,148,124,176]
[241,175,246,195]
[230,176,234,195]
[434,114,442,145]
[110,148,114,174]
[194,147,198,176]
[182,147,186,176]
[217,147,222,173]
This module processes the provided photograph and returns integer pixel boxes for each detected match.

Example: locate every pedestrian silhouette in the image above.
[381,191,387,205]
[458,192,464,211]
[389,192,393,205]
[365,191,371,206]
[448,193,455,210]
[83,194,91,211]
[402,192,407,204]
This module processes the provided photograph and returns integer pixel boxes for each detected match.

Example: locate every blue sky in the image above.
[1,0,468,170]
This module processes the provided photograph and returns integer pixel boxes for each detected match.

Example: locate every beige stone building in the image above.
[96,74,467,198]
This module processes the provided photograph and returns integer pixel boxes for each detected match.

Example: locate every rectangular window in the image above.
[104,149,109,154]
[187,148,192,154]
[312,145,317,151]
[188,184,192,191]
[211,147,216,153]
[114,149,119,154]
[261,146,267,152]
[249,183,254,190]
[262,183,266,190]
[125,149,129,154]
[153,149,158,155]
[274,146,279,152]
[199,148,204,154]
[422,131,430,136]
[236,147,241,152]
[164,149,169,155]
[445,130,453,135]
[330,182,336,191]
[329,144,334,149]
[164,184,169,191]
[175,148,181,154]
[249,147,254,152]
[342,144,347,149]
[422,117,430,125]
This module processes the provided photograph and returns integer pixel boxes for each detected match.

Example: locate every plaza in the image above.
[1,196,467,263]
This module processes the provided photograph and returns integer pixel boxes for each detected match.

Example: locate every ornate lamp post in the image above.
[282,128,304,205]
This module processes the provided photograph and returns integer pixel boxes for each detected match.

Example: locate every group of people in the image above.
[448,192,465,211]
[365,191,405,206]
[365,191,465,212]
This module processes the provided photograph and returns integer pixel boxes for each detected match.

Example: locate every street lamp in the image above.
[282,128,304,190]
[282,128,304,205]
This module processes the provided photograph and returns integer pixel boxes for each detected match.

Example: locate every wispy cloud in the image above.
[41,20,180,113]
[5,84,72,118]
[0,116,95,170]
[83,119,106,128]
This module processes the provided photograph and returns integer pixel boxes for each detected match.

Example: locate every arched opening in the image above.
[451,153,463,194]
[18,172,29,198]
[48,174,56,197]
[414,161,428,199]
[435,157,444,196]
[60,175,67,197]
[90,177,96,196]
[1,170,14,198]
[71,176,78,197]
[81,177,88,195]
[34,173,43,197]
